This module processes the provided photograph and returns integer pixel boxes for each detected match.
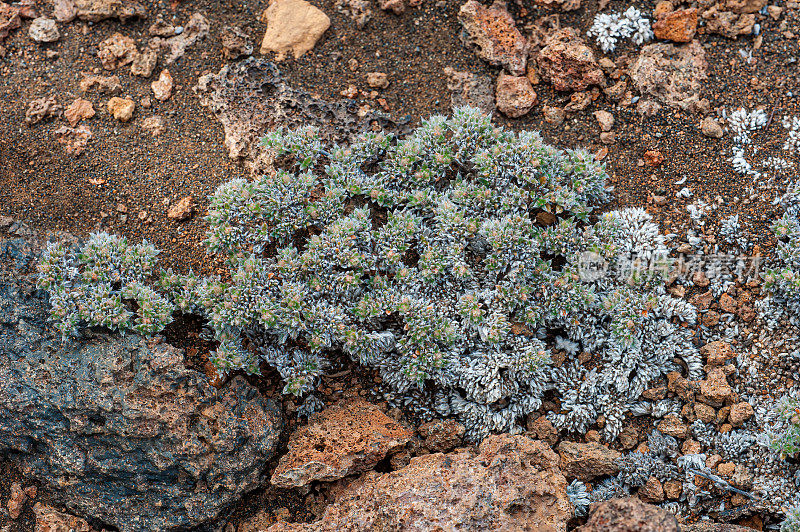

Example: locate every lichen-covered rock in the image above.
[537,28,604,92]
[0,235,283,532]
[630,40,707,113]
[271,398,411,488]
[576,497,679,532]
[458,0,528,76]
[557,441,621,481]
[268,434,573,531]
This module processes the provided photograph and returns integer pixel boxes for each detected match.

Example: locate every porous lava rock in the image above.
[0,233,284,532]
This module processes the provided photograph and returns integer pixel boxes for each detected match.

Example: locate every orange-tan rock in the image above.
[271,398,412,488]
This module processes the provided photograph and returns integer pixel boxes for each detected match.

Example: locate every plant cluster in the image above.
[587,6,653,53]
[38,108,702,441]
[36,232,174,339]
[763,182,800,319]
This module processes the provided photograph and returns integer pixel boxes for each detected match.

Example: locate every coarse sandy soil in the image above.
[2,0,800,530]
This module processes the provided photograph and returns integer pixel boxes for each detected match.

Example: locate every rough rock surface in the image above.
[698,367,734,406]
[54,125,92,155]
[495,72,536,118]
[53,0,78,22]
[259,0,330,60]
[97,32,137,70]
[630,40,707,113]
[653,8,698,43]
[417,419,465,453]
[130,39,159,77]
[576,497,679,532]
[163,12,209,63]
[151,69,174,101]
[271,398,411,488]
[443,67,494,114]
[268,435,573,532]
[107,96,135,121]
[33,503,92,532]
[166,195,194,220]
[0,3,22,42]
[557,441,621,481]
[79,73,122,94]
[74,0,145,22]
[0,235,284,532]
[25,96,62,125]
[537,28,604,92]
[28,17,59,43]
[458,0,528,76]
[221,25,253,59]
[194,58,404,170]
[64,98,95,127]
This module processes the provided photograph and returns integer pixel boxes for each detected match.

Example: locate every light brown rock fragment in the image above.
[537,27,604,92]
[54,125,92,155]
[64,98,95,126]
[79,73,122,94]
[98,32,137,70]
[630,40,707,113]
[167,196,194,220]
[130,39,159,77]
[141,115,165,136]
[53,0,77,22]
[74,0,145,22]
[259,0,330,60]
[151,69,173,101]
[26,96,62,125]
[107,96,135,122]
[557,441,621,481]
[495,72,536,118]
[163,12,209,63]
[270,398,411,488]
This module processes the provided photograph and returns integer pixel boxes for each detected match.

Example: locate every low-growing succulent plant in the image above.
[769,395,800,458]
[174,107,701,439]
[763,182,800,321]
[36,107,703,441]
[36,232,174,338]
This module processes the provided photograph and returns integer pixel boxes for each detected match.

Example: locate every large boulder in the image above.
[268,434,573,531]
[0,233,283,532]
